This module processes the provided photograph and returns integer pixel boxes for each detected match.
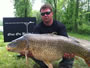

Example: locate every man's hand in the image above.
[64,53,75,59]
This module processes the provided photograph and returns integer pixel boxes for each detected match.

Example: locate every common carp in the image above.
[7,33,90,68]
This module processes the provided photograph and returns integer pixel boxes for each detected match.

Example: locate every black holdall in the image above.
[3,17,36,42]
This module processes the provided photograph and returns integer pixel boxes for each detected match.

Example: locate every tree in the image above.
[73,0,79,32]
[32,10,41,23]
[87,0,90,21]
[88,0,90,11]
[14,0,32,17]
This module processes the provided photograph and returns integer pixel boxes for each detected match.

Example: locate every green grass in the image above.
[68,32,90,41]
[0,47,37,68]
[0,32,90,68]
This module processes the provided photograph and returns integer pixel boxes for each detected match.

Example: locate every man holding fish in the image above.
[33,3,74,68]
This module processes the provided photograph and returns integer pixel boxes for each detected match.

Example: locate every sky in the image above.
[0,0,43,21]
[0,0,14,21]
[33,0,44,11]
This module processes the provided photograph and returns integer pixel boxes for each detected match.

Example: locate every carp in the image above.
[7,33,90,68]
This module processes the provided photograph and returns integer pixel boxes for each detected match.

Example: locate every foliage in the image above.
[14,0,32,17]
[84,12,90,22]
[78,24,90,35]
[60,0,76,31]
[32,10,41,23]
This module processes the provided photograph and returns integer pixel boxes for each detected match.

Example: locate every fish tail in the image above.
[84,50,90,67]
[85,58,90,67]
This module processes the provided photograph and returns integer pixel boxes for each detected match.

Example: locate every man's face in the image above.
[40,8,53,23]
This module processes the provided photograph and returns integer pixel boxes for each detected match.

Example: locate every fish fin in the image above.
[44,60,53,68]
[25,50,29,64]
[47,32,57,35]
[51,32,57,35]
[85,58,90,67]
[88,64,90,67]
[69,36,80,43]
[74,56,79,60]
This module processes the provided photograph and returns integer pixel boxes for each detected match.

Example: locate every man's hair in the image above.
[40,3,52,12]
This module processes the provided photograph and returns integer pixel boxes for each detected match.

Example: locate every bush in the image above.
[78,24,90,35]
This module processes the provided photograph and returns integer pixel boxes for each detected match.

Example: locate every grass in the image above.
[68,32,90,41]
[0,32,90,68]
[0,47,37,68]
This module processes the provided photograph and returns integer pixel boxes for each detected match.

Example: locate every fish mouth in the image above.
[6,46,13,52]
[6,44,17,52]
[6,42,17,52]
[6,45,25,53]
[6,46,20,53]
[7,47,11,51]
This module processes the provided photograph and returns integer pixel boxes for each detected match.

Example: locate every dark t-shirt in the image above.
[33,20,68,37]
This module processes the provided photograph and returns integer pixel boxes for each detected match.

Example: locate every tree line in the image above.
[13,0,90,35]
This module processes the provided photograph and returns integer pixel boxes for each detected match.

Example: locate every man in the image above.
[33,4,74,68]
